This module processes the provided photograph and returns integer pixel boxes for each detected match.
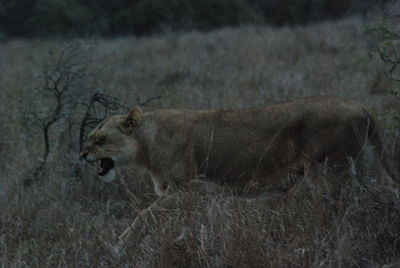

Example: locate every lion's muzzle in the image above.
[79,148,89,161]
[79,147,97,163]
[80,148,117,181]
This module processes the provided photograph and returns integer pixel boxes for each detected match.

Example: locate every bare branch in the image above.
[25,42,171,183]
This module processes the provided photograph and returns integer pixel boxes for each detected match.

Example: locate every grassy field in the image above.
[1,16,400,267]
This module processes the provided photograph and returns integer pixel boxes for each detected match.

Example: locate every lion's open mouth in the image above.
[98,157,115,176]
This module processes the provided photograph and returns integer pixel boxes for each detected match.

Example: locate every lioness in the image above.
[80,96,395,247]
[80,96,392,195]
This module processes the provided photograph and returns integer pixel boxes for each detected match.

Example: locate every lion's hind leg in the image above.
[288,159,347,202]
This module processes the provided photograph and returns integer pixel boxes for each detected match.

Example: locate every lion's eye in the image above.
[95,136,107,146]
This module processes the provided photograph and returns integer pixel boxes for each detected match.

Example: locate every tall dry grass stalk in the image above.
[1,15,400,267]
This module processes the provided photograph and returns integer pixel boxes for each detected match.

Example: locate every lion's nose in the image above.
[79,149,88,161]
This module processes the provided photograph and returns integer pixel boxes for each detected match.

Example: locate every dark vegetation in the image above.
[0,0,389,38]
[1,4,400,267]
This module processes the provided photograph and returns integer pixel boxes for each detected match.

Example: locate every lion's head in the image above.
[80,107,142,182]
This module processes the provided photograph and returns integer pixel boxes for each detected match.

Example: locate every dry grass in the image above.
[2,170,400,267]
[1,16,400,267]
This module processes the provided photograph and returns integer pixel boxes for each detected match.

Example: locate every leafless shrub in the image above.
[22,43,168,186]
[24,44,96,183]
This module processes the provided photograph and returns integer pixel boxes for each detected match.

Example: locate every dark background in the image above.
[0,0,389,38]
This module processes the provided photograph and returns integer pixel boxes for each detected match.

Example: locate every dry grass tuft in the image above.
[1,15,400,267]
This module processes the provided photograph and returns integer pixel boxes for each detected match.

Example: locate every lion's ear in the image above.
[122,106,142,132]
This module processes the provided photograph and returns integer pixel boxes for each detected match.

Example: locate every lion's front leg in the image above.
[116,192,201,252]
[118,195,170,246]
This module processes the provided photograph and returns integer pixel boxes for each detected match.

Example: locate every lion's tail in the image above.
[364,109,399,183]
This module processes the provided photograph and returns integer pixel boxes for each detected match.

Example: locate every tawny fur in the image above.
[81,96,394,196]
